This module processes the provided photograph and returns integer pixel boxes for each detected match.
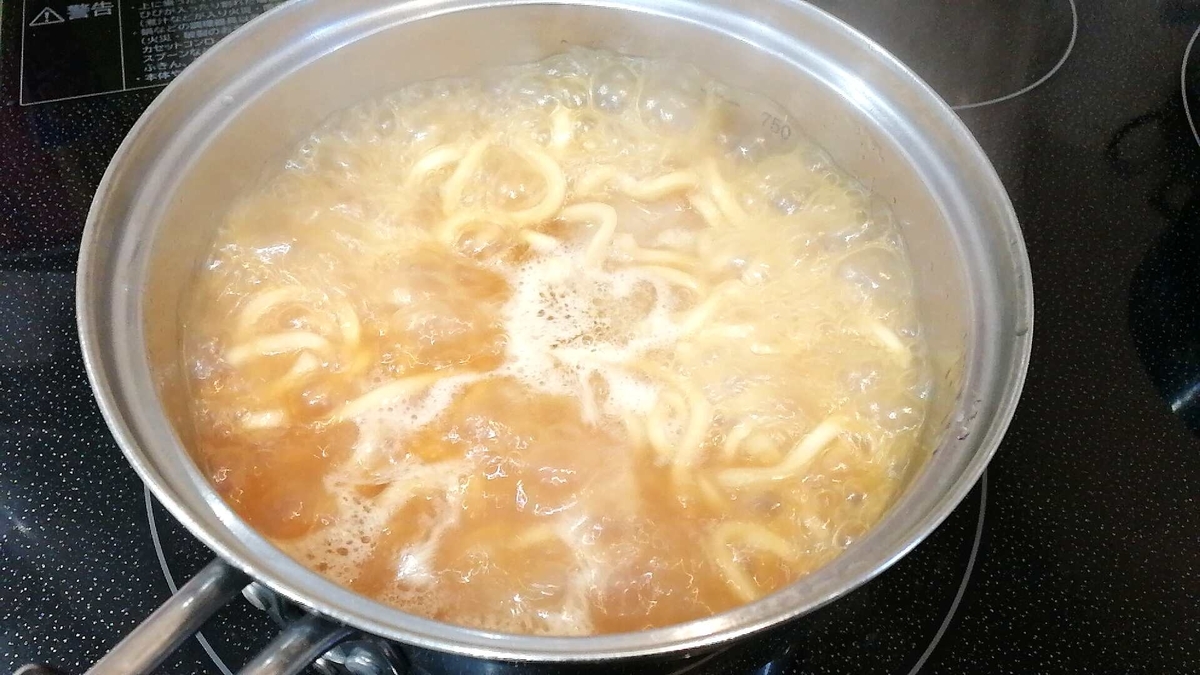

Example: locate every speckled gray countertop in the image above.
[2,1,1197,674]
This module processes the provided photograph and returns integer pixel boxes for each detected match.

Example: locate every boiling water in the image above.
[180,49,931,635]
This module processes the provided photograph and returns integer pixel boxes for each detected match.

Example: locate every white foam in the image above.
[392,485,464,586]
[601,368,660,416]
[493,244,691,419]
[296,241,705,620]
[376,513,598,636]
[280,458,470,588]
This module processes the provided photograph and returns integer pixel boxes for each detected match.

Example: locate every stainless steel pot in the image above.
[74,0,1033,672]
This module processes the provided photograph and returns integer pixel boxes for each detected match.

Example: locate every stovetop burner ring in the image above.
[1182,24,1200,150]
[146,486,237,675]
[951,0,1078,111]
[905,472,987,675]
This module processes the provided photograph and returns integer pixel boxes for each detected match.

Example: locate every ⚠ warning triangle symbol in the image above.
[29,7,66,27]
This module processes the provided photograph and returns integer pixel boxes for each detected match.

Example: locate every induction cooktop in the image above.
[2,1,1197,673]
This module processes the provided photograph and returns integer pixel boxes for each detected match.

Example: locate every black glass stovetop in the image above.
[2,1,1198,673]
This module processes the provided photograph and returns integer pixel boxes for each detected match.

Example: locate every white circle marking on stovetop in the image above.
[1183,25,1200,150]
[146,485,235,675]
[952,0,1078,111]
[905,471,988,674]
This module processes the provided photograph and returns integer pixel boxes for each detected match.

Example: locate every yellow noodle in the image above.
[863,319,912,367]
[717,522,797,559]
[576,166,700,201]
[437,210,500,246]
[722,423,754,459]
[645,391,686,463]
[578,370,600,425]
[629,361,713,469]
[441,142,567,234]
[550,107,573,150]
[622,411,647,449]
[266,350,323,397]
[701,158,750,226]
[674,380,713,468]
[333,298,361,348]
[749,342,777,356]
[632,265,704,293]
[676,280,740,334]
[285,350,323,379]
[458,221,506,252]
[741,430,783,463]
[329,371,452,421]
[514,524,562,548]
[406,143,466,188]
[559,202,618,268]
[239,409,288,430]
[235,287,308,336]
[716,417,844,488]
[505,143,568,225]
[688,193,724,229]
[345,346,376,376]
[822,241,899,273]
[575,165,620,195]
[440,137,491,214]
[708,522,797,602]
[697,475,727,512]
[708,535,756,601]
[615,233,699,270]
[226,331,334,366]
[621,171,700,201]
[519,229,561,252]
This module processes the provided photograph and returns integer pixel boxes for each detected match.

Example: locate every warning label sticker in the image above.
[19,0,281,105]
[29,7,67,26]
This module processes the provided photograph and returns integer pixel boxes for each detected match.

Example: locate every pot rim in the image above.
[77,0,1033,661]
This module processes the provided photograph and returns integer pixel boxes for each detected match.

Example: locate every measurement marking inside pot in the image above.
[906,471,987,674]
[952,0,1077,111]
[145,486,235,675]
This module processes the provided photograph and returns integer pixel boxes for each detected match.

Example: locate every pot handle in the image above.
[238,613,355,675]
[87,558,249,674]
[78,558,355,675]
